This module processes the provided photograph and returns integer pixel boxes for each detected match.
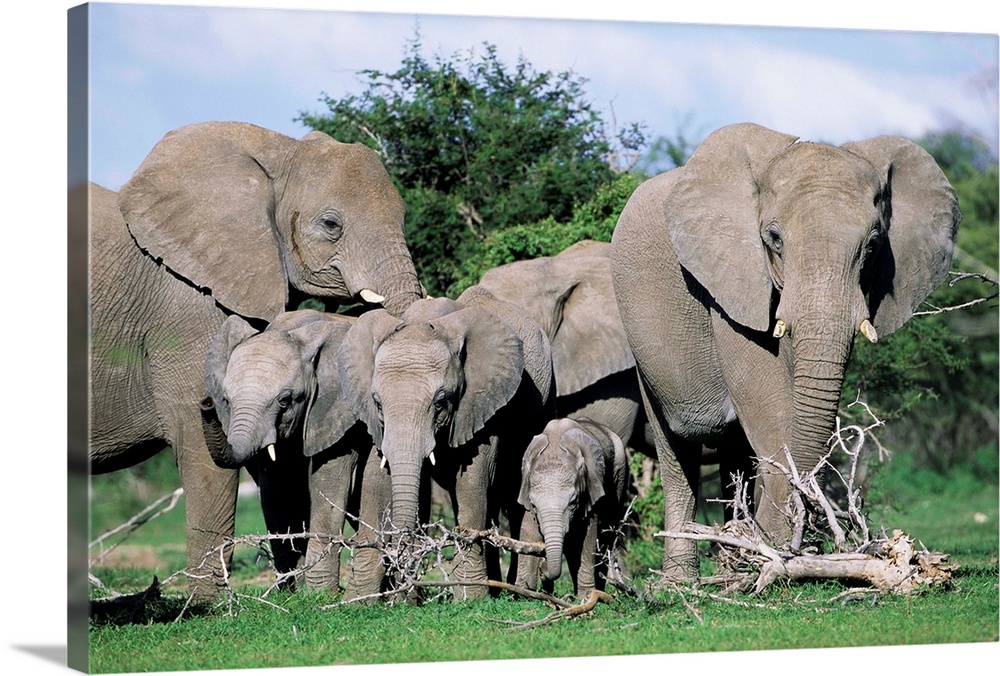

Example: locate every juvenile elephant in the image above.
[90,121,423,599]
[201,310,379,591]
[517,418,630,598]
[610,122,960,580]
[337,290,555,599]
[475,240,647,451]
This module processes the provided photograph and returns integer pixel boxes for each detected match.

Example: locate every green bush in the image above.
[299,36,645,297]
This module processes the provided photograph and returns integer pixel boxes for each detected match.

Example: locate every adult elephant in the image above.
[475,240,647,452]
[201,310,377,592]
[89,121,423,599]
[337,290,555,599]
[610,122,960,580]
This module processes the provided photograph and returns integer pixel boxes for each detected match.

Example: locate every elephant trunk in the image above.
[200,397,233,468]
[355,241,423,318]
[538,509,568,581]
[386,458,424,533]
[771,314,853,537]
[223,407,272,469]
[377,250,424,318]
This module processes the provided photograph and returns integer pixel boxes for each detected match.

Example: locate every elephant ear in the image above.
[337,309,403,448]
[117,122,291,322]
[457,285,555,413]
[842,136,961,337]
[288,317,358,457]
[518,433,548,509]
[666,123,799,332]
[563,427,606,515]
[204,314,259,430]
[548,256,635,397]
[432,305,526,448]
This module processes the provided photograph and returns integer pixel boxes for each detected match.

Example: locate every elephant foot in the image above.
[452,581,490,601]
[304,541,343,593]
[514,554,544,592]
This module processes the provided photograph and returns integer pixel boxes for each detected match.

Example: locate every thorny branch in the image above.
[914,270,998,316]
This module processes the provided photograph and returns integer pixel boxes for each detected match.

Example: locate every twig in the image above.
[914,270,998,316]
[89,488,184,565]
[504,590,614,630]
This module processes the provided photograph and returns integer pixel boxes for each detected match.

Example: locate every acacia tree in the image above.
[298,37,644,296]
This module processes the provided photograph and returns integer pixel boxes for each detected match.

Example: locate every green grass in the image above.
[86,452,999,674]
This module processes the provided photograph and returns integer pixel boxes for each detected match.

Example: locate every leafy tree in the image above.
[449,172,642,295]
[299,36,645,296]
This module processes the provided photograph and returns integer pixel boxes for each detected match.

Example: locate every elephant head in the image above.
[517,418,624,582]
[204,310,358,468]
[337,298,527,532]
[118,121,422,320]
[665,123,959,514]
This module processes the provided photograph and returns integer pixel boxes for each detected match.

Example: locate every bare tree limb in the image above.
[502,590,614,630]
[914,270,998,316]
[88,488,184,566]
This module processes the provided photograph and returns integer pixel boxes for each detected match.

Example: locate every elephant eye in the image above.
[432,390,450,413]
[372,394,384,420]
[864,229,883,254]
[763,222,783,255]
[277,391,293,409]
[319,214,343,241]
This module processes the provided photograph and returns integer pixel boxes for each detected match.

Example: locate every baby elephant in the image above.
[518,418,630,597]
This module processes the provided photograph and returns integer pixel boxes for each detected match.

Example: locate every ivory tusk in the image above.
[267,444,276,462]
[860,319,878,343]
[360,289,386,304]
[380,454,388,470]
[773,319,787,339]
[428,452,436,466]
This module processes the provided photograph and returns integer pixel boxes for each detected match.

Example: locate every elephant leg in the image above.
[710,311,796,542]
[170,418,240,601]
[640,389,703,582]
[343,447,391,602]
[451,443,497,600]
[569,518,600,598]
[514,510,543,591]
[305,447,358,591]
[253,452,311,589]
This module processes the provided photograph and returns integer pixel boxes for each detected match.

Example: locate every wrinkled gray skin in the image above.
[476,241,649,453]
[611,122,960,580]
[518,418,629,598]
[338,290,555,600]
[89,121,422,599]
[203,310,377,591]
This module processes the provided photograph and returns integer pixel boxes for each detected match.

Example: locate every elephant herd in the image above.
[89,120,960,603]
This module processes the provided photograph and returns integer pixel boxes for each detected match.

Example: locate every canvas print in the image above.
[68,2,999,674]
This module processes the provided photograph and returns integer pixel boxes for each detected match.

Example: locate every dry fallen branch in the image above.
[657,404,956,598]
[499,590,614,630]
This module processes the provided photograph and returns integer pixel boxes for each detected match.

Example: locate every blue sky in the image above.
[85,1,998,191]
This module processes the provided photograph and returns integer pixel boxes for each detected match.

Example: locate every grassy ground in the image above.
[86,449,999,674]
